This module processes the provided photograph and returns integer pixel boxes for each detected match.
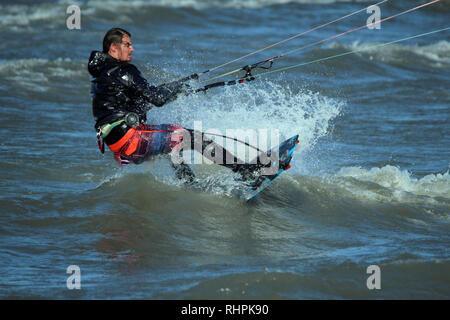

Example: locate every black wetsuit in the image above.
[88,50,184,145]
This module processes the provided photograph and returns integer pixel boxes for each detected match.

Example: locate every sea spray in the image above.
[150,80,343,168]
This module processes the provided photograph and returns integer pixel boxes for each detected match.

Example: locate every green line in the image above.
[254,27,450,78]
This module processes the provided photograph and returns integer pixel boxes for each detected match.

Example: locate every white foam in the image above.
[410,40,450,67]
[335,165,450,201]
[150,79,343,166]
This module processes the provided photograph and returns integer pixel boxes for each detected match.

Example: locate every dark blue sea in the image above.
[0,0,449,299]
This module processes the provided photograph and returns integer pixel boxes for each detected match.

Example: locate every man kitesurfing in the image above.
[88,1,447,199]
[88,28,271,183]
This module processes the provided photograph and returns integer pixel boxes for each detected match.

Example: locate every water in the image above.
[0,0,449,299]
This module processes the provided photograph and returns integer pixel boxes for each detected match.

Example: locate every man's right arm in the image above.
[121,65,184,108]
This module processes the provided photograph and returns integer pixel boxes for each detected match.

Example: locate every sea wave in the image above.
[329,40,450,69]
[1,0,436,30]
[0,58,83,76]
[333,165,450,203]
[161,259,450,299]
[0,58,87,93]
[94,161,450,212]
[63,0,384,10]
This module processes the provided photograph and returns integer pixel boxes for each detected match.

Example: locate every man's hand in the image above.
[183,83,194,95]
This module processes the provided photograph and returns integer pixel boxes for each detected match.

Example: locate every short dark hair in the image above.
[102,28,131,53]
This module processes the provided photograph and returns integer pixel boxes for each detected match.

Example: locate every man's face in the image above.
[110,35,134,62]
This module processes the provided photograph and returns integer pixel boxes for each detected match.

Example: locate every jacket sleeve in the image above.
[119,64,184,108]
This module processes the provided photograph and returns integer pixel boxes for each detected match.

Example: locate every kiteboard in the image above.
[243,135,299,201]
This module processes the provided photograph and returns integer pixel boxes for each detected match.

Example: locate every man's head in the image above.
[103,28,134,62]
